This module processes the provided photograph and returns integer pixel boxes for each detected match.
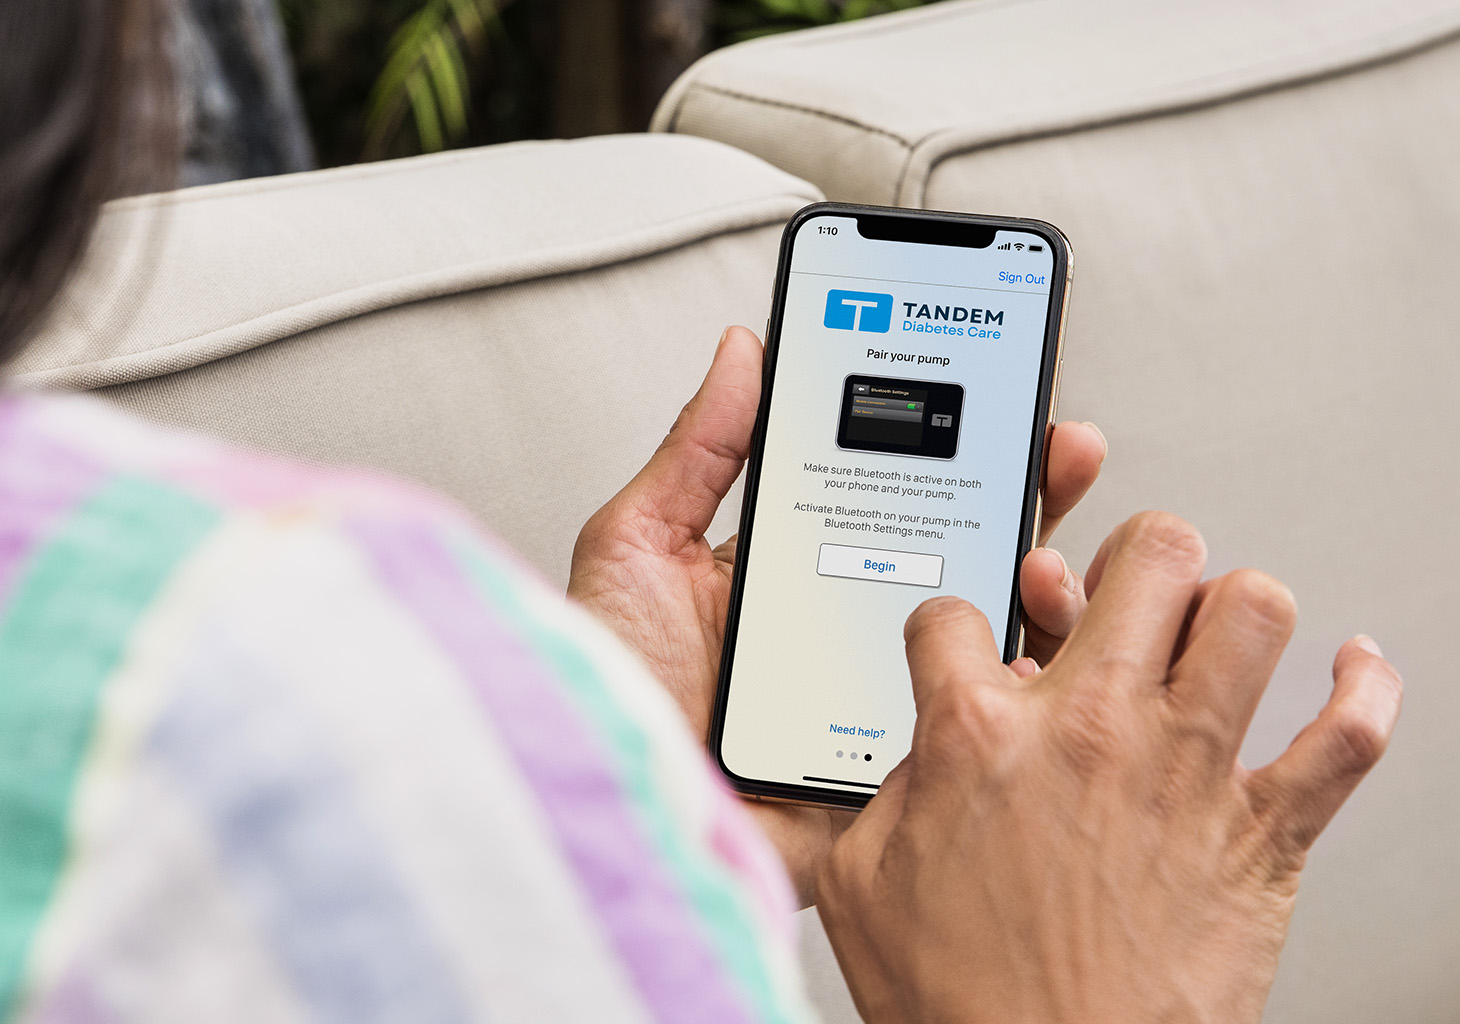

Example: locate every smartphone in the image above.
[712,202,1072,808]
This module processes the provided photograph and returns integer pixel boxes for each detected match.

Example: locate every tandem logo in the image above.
[824,290,893,333]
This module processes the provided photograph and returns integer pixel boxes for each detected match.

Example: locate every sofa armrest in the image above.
[22,136,822,584]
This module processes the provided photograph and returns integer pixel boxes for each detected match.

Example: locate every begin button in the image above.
[817,543,944,588]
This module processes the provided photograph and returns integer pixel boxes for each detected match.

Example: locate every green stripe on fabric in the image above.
[0,476,220,1020]
[449,537,794,1024]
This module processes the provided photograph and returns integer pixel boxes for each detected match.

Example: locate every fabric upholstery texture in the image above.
[653,0,1460,206]
[20,135,822,583]
[657,4,1460,1023]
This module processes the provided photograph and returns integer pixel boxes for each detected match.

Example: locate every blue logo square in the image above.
[824,290,893,333]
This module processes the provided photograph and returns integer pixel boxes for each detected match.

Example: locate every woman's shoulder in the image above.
[0,389,525,666]
[0,392,811,1024]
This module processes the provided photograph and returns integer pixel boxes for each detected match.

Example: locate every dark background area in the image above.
[259,0,939,171]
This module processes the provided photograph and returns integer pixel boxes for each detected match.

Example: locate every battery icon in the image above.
[1028,244,1045,252]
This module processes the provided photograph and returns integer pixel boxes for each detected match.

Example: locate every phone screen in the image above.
[717,208,1066,803]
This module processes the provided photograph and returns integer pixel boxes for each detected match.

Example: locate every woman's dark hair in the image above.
[0,0,174,362]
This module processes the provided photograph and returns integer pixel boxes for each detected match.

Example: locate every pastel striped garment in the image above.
[0,393,817,1024]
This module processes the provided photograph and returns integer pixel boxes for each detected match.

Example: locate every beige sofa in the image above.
[20,135,818,578]
[23,2,1459,1021]
[657,2,1460,1022]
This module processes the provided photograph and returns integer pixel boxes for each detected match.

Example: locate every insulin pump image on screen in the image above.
[713,203,1069,808]
[838,375,965,459]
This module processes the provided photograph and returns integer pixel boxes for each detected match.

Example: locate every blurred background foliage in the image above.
[718,0,930,41]
[274,0,941,167]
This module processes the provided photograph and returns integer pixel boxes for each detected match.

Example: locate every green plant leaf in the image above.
[424,32,469,139]
[758,0,835,19]
[445,0,490,48]
[405,68,444,152]
[363,0,506,159]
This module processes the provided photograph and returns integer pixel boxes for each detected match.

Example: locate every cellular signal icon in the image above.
[997,242,1012,250]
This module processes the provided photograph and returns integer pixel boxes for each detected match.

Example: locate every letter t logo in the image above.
[824,290,893,333]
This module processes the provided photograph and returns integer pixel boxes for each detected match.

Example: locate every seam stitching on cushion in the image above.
[105,144,521,211]
[16,192,818,390]
[892,142,923,210]
[107,136,734,211]
[683,83,917,148]
[905,16,1460,205]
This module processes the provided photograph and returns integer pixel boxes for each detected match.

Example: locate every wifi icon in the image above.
[1014,243,1025,251]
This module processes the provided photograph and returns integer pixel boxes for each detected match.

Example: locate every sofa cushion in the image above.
[19,135,822,584]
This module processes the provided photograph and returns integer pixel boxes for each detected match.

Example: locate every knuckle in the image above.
[1328,708,1390,773]
[1125,510,1208,572]
[1224,569,1298,634]
[1143,742,1211,821]
[1053,685,1127,771]
[1165,707,1235,768]
[923,686,1012,761]
[905,595,988,645]
[924,692,983,754]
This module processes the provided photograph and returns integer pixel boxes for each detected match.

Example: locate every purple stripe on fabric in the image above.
[0,401,108,609]
[708,808,796,948]
[26,968,118,1024]
[151,635,476,1024]
[168,450,455,521]
[350,517,757,1024]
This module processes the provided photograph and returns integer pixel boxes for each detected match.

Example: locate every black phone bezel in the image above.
[710,202,1072,810]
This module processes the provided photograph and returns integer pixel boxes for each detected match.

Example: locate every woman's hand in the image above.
[816,512,1402,1024]
[568,325,1105,906]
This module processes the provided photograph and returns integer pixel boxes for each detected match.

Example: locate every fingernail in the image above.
[717,326,731,348]
[1354,634,1383,657]
[1047,547,1077,595]
[1083,421,1108,463]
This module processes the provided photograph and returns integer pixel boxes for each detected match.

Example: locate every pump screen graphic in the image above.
[836,375,964,459]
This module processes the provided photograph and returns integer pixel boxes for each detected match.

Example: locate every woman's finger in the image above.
[1038,420,1106,545]
[1248,636,1402,857]
[1019,546,1086,664]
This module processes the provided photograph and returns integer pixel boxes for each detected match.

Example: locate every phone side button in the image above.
[1049,358,1064,421]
